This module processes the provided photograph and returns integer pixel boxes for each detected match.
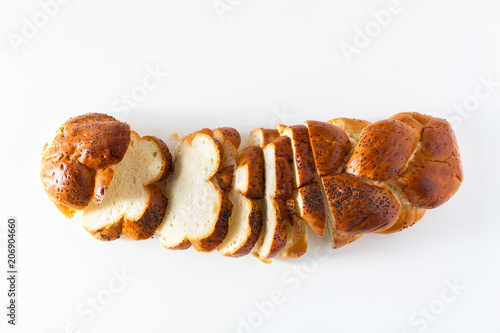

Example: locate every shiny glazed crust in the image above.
[41,113,131,213]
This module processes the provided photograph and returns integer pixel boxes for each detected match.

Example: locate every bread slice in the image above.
[233,146,265,199]
[217,146,264,257]
[279,125,316,188]
[250,132,293,262]
[248,128,280,148]
[305,120,352,176]
[157,131,233,252]
[190,127,240,193]
[278,124,327,237]
[81,131,172,241]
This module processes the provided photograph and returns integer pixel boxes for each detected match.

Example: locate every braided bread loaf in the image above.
[324,113,463,237]
[41,112,462,260]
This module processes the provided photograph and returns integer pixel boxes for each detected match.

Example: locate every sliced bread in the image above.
[217,146,264,257]
[157,130,233,252]
[81,131,172,241]
[249,130,292,262]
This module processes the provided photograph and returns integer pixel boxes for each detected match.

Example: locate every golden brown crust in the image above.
[271,136,294,200]
[198,128,238,193]
[377,204,426,234]
[262,199,288,259]
[346,119,420,182]
[248,128,280,147]
[54,203,77,219]
[396,159,463,209]
[280,199,308,258]
[282,125,317,187]
[321,174,401,235]
[392,113,464,209]
[121,184,168,240]
[213,165,234,193]
[162,239,192,250]
[331,231,362,249]
[305,120,352,176]
[296,181,326,237]
[328,118,372,141]
[142,136,173,183]
[86,218,124,242]
[41,113,131,212]
[235,146,265,199]
[230,200,263,258]
[388,112,429,132]
[41,156,96,210]
[93,168,114,204]
[282,221,308,258]
[190,194,233,252]
[212,127,242,150]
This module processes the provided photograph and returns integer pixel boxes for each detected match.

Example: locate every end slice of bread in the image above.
[81,131,172,241]
[158,132,233,252]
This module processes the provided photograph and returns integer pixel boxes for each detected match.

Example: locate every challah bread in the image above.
[217,146,264,257]
[41,111,463,259]
[82,131,172,241]
[41,113,131,218]
[158,128,237,252]
[319,112,462,237]
[41,113,172,241]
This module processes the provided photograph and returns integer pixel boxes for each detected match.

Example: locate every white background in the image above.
[1,0,499,332]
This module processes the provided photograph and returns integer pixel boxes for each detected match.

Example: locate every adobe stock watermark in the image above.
[398,278,467,333]
[110,65,169,120]
[269,106,298,128]
[236,243,334,333]
[443,74,499,129]
[213,0,245,21]
[339,0,418,64]
[57,268,134,333]
[7,0,73,53]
